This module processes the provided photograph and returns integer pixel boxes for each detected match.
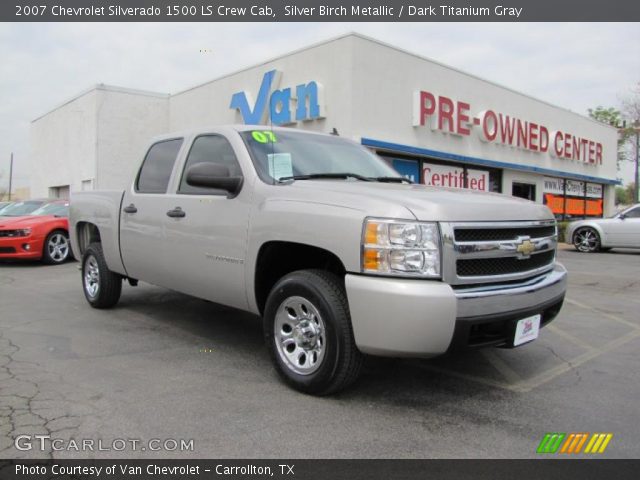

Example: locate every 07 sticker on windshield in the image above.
[252,130,277,143]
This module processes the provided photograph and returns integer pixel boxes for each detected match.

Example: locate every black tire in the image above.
[573,227,601,253]
[263,269,363,395]
[42,230,71,264]
[82,243,122,308]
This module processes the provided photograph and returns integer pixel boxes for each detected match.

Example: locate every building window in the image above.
[49,185,70,199]
[512,182,536,201]
[543,176,604,219]
[380,152,502,193]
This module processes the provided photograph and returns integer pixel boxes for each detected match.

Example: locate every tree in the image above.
[615,182,636,205]
[588,106,634,169]
[621,82,640,204]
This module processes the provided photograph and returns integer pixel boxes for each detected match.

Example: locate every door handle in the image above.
[166,207,186,218]
[123,204,137,214]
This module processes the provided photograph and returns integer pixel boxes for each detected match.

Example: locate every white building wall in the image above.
[169,35,356,137]
[29,34,619,214]
[30,90,99,198]
[95,88,169,190]
[348,35,618,179]
[346,34,618,214]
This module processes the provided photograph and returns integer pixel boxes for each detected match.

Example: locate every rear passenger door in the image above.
[120,138,183,287]
[162,133,252,310]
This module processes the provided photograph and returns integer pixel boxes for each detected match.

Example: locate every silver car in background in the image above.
[567,204,640,252]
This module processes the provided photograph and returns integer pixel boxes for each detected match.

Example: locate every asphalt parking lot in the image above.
[1,246,639,459]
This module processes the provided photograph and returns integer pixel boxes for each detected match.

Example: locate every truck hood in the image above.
[280,180,553,222]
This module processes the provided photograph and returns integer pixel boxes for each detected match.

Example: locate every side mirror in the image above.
[619,213,627,220]
[185,162,243,196]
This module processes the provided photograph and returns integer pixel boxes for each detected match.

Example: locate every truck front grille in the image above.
[441,220,558,285]
[457,250,555,277]
[454,225,556,242]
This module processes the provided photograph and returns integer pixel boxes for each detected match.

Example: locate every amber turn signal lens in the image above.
[363,248,379,270]
[365,222,380,245]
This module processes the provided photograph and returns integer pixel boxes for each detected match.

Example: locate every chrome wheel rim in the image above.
[574,228,598,252]
[84,255,100,298]
[274,296,326,376]
[48,233,69,262]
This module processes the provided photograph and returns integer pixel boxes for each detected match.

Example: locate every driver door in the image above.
[162,133,251,311]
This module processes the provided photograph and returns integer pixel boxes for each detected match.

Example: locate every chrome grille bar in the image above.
[440,220,557,285]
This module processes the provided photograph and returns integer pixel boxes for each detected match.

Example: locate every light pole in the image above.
[8,153,13,201]
[634,122,640,204]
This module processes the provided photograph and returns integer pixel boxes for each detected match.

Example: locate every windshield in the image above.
[0,201,44,216]
[31,202,69,217]
[240,130,401,183]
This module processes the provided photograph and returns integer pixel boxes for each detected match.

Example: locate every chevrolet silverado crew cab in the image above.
[70,125,567,395]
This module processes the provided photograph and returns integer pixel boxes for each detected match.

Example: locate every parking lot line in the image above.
[545,324,593,350]
[565,297,640,330]
[517,328,640,392]
[480,349,524,384]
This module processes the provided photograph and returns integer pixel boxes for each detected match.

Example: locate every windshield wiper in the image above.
[278,173,373,182]
[371,176,413,184]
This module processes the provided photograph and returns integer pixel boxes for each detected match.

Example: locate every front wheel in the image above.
[263,270,363,395]
[573,227,601,253]
[42,230,71,264]
[82,243,122,308]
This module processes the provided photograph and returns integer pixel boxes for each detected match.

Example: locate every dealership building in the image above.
[30,33,619,217]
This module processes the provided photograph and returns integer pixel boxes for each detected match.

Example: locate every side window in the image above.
[179,135,242,194]
[136,139,183,193]
[625,207,640,218]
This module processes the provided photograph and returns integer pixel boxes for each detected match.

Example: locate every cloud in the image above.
[0,22,638,188]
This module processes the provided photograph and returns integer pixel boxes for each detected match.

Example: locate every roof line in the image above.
[31,84,168,123]
[347,32,618,131]
[172,32,357,97]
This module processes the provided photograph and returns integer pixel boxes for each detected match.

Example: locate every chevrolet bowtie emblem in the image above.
[516,240,536,257]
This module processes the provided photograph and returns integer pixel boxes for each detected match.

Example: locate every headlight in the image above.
[5,228,32,237]
[362,218,441,278]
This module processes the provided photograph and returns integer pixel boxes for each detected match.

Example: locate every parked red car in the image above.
[0,200,72,264]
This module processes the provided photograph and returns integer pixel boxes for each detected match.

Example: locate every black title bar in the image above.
[1,459,640,480]
[3,0,640,22]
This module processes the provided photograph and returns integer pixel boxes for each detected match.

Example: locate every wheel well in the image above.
[76,222,101,256]
[254,241,346,315]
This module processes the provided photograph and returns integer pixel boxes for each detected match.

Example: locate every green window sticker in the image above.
[252,130,277,143]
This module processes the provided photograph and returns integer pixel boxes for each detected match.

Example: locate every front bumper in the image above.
[345,263,567,357]
[0,235,43,259]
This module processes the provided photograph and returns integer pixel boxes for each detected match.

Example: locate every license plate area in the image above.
[513,314,541,347]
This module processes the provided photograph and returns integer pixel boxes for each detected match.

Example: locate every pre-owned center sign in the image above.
[413,91,603,165]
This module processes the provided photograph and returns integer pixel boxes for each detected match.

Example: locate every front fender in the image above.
[244,198,413,313]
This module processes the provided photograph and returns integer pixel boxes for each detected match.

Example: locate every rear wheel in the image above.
[42,230,71,264]
[263,269,363,395]
[82,243,122,308]
[573,227,601,253]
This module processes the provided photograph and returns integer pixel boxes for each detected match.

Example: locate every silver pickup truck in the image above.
[70,125,567,394]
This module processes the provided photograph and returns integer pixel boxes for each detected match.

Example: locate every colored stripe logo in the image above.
[537,433,613,454]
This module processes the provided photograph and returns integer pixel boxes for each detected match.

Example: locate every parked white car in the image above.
[567,204,640,252]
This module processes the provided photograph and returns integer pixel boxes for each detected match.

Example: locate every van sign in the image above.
[230,70,324,125]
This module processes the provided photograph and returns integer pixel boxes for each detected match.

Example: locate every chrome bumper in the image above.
[344,263,567,357]
[454,263,567,319]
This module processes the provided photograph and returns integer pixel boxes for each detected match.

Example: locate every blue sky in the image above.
[0,22,638,190]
